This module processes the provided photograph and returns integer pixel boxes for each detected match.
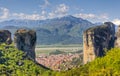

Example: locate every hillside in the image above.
[52,48,120,76]
[0,43,51,76]
[0,15,95,45]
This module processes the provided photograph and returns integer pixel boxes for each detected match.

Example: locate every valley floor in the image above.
[36,53,83,71]
[35,44,83,71]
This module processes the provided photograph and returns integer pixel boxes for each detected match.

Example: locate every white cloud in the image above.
[74,13,109,23]
[0,7,9,19]
[12,13,46,20]
[48,12,55,18]
[74,13,96,19]
[47,4,69,18]
[74,13,108,20]
[11,4,69,20]
[55,4,69,15]
[41,10,46,15]
[0,6,110,23]
[39,0,50,9]
[112,19,120,25]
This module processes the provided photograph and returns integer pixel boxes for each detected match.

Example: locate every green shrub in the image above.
[0,43,50,76]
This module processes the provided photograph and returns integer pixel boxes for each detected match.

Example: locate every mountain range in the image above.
[0,15,96,45]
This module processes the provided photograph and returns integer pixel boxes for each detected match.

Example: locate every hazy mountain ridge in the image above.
[0,15,95,45]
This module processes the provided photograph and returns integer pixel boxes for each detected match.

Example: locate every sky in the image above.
[0,0,120,25]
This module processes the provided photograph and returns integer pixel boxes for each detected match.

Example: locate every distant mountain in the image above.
[94,22,103,25]
[0,15,95,45]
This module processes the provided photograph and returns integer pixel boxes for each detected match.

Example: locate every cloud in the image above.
[74,13,109,22]
[99,14,108,19]
[39,0,50,9]
[74,13,108,20]
[74,13,96,19]
[12,13,46,20]
[112,19,120,25]
[48,4,69,18]
[0,7,9,19]
[0,5,109,23]
[41,10,46,15]
[48,12,55,18]
[11,4,69,20]
[55,4,69,15]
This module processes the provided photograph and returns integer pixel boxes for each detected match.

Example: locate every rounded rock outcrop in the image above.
[0,30,12,44]
[14,29,36,61]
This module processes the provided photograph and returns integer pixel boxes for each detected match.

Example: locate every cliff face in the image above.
[115,26,120,47]
[0,30,12,44]
[83,22,115,64]
[14,29,36,61]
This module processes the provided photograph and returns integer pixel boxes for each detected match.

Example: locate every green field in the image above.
[35,44,83,57]
[36,44,83,48]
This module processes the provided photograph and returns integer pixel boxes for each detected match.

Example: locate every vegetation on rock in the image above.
[0,43,50,76]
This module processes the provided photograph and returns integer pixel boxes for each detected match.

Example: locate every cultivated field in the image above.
[35,44,83,57]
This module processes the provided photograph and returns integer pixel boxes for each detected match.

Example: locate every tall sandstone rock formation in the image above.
[14,29,36,61]
[83,22,115,64]
[0,30,12,44]
[115,25,120,47]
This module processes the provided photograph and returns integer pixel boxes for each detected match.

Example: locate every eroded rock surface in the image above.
[0,30,12,44]
[115,25,120,47]
[83,22,115,64]
[14,29,36,61]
